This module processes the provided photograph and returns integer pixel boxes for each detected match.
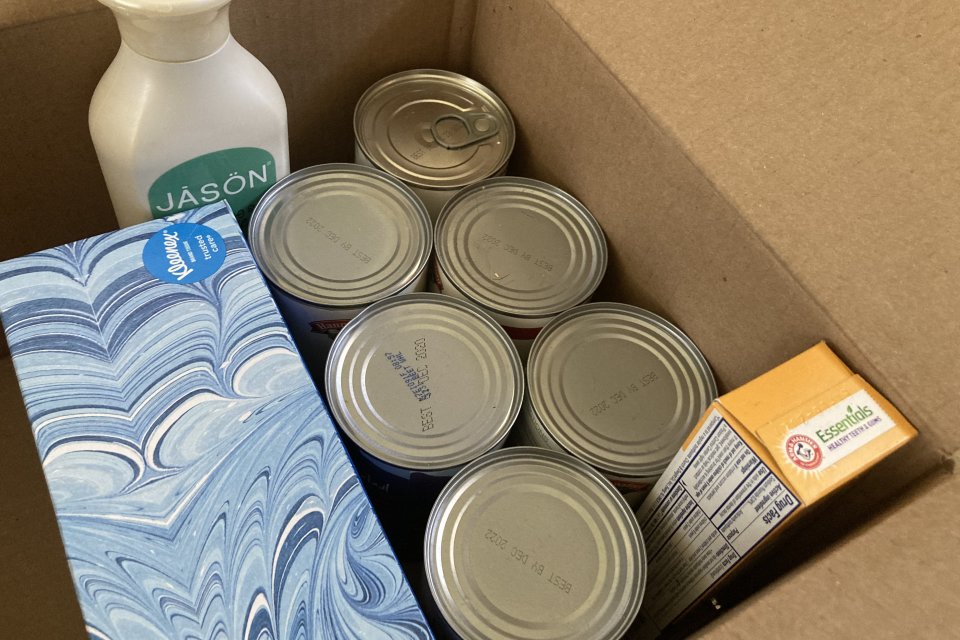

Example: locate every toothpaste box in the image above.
[633,342,918,637]
[0,202,431,640]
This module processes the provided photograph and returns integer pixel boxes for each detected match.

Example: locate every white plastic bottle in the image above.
[90,0,289,229]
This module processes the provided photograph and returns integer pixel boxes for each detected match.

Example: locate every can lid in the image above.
[248,164,432,308]
[435,177,607,318]
[325,293,523,470]
[528,303,717,478]
[425,447,646,640]
[354,69,515,190]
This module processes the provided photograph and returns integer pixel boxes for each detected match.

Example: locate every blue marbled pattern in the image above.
[0,204,430,640]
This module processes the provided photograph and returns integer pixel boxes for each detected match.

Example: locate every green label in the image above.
[148,147,277,231]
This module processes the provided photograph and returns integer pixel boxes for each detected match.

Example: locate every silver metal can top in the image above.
[527,303,717,478]
[354,69,515,190]
[325,293,523,470]
[425,447,646,640]
[435,177,608,318]
[248,163,432,308]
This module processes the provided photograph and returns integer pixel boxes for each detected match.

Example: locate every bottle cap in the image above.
[98,0,232,62]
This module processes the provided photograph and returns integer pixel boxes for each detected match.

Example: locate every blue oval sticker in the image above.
[143,223,226,284]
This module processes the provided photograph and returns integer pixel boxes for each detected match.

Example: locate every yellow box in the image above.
[634,342,918,635]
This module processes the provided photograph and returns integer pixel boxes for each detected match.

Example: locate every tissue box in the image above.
[0,202,430,639]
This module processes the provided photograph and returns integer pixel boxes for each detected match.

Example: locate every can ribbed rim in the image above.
[353,69,516,190]
[248,163,432,308]
[527,303,717,478]
[425,447,646,640]
[325,293,523,470]
[434,177,608,318]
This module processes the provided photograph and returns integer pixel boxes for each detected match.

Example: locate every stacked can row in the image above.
[314,292,717,499]
[250,165,607,368]
[247,69,717,639]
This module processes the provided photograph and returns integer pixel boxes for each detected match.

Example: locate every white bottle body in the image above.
[90,35,289,228]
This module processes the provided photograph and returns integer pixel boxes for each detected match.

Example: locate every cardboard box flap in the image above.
[0,0,99,31]
[539,0,960,459]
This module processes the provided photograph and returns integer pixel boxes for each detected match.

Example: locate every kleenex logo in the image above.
[143,222,226,285]
[161,230,194,281]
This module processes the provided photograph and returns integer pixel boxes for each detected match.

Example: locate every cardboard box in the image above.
[0,203,430,638]
[634,343,917,636]
[0,0,957,637]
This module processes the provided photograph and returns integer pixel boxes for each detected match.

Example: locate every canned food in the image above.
[425,447,646,640]
[248,163,432,374]
[354,69,515,221]
[510,303,717,497]
[325,293,523,501]
[432,177,607,359]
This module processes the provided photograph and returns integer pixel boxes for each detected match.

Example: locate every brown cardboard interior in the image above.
[0,0,955,637]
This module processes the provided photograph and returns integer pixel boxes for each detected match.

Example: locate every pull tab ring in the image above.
[431,111,501,150]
